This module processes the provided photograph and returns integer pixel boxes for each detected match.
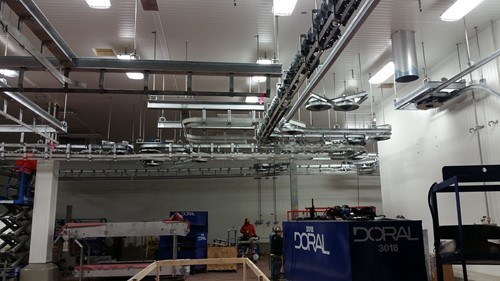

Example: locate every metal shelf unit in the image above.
[429,165,500,281]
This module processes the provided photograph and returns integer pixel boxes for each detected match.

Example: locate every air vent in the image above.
[141,0,159,11]
[92,48,116,57]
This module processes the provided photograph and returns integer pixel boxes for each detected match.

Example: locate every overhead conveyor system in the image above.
[56,156,379,180]
[257,0,381,143]
[0,124,390,160]
[0,0,388,168]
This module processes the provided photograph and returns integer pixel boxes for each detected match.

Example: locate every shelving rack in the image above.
[429,165,500,281]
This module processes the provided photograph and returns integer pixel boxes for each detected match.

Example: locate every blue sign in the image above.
[284,221,351,281]
[283,220,426,281]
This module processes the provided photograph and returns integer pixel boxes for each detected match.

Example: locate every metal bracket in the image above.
[469,125,485,134]
[488,120,498,127]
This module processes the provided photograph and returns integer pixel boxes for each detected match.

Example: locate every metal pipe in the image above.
[392,30,419,82]
[273,174,277,224]
[421,42,428,79]
[474,26,484,80]
[433,48,500,94]
[282,0,381,125]
[74,239,84,281]
[456,44,462,72]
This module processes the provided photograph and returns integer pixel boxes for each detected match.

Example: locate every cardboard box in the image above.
[430,254,454,281]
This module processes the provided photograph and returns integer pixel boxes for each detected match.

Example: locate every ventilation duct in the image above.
[392,30,419,83]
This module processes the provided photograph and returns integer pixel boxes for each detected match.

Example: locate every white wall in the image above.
[56,173,381,243]
[377,19,500,276]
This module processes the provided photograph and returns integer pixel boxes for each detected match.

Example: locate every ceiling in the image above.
[0,0,499,170]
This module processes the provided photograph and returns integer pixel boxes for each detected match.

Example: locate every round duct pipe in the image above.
[392,30,419,83]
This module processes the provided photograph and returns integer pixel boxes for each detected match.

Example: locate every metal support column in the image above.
[289,162,299,219]
[20,160,59,281]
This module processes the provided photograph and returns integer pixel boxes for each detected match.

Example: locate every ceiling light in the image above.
[117,53,132,60]
[252,76,267,83]
[440,0,484,22]
[126,72,144,80]
[0,69,19,77]
[331,91,368,111]
[86,0,111,9]
[256,58,273,65]
[273,0,298,16]
[117,51,139,60]
[245,96,259,103]
[305,93,332,111]
[368,62,394,84]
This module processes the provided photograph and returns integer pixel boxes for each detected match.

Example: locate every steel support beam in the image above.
[0,15,84,87]
[147,101,265,111]
[0,125,57,133]
[15,0,77,63]
[75,58,282,77]
[0,56,282,77]
[0,87,270,97]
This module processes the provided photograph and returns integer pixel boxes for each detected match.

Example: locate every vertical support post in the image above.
[266,74,271,96]
[289,161,299,219]
[242,260,247,281]
[186,72,193,93]
[29,160,59,263]
[229,73,234,95]
[20,160,59,281]
[173,233,178,260]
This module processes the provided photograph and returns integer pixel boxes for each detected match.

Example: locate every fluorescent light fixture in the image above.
[245,96,259,103]
[273,0,298,16]
[0,69,19,77]
[117,51,139,60]
[440,0,484,22]
[117,53,132,60]
[86,0,111,9]
[252,76,267,83]
[126,72,144,80]
[368,62,394,84]
[256,58,273,65]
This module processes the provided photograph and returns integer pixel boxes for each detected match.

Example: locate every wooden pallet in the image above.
[207,246,237,271]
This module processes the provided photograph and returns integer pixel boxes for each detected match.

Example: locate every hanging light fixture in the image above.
[305,93,332,111]
[86,0,111,9]
[332,54,368,111]
[331,91,367,111]
[245,96,259,103]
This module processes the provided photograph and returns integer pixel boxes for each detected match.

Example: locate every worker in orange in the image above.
[14,153,37,201]
[240,218,257,240]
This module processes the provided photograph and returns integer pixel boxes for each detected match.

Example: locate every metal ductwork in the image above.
[392,30,419,83]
